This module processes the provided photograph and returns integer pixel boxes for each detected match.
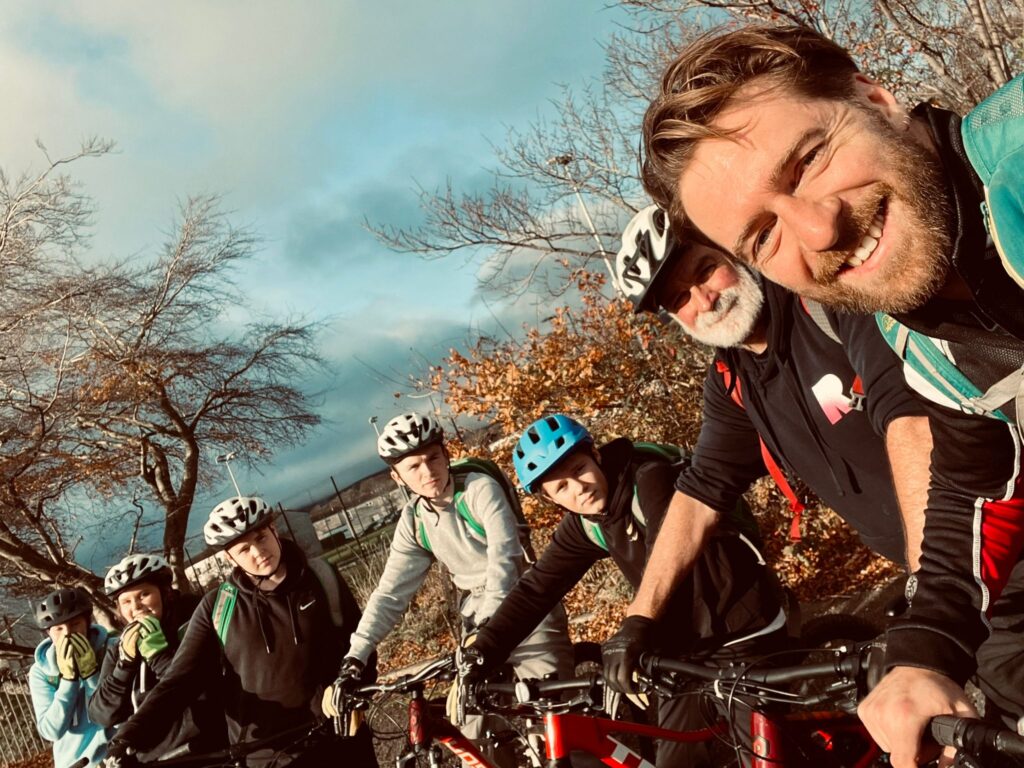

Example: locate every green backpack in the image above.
[211,557,344,646]
[580,440,761,551]
[577,442,679,551]
[412,457,535,562]
[875,74,1024,424]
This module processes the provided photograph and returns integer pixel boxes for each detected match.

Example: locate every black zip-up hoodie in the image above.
[474,439,784,662]
[88,591,224,761]
[882,105,1024,682]
[112,539,367,759]
[675,282,921,564]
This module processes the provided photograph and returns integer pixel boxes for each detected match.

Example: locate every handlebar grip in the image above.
[930,715,1024,758]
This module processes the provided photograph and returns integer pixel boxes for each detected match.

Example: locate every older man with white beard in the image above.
[601,206,932,697]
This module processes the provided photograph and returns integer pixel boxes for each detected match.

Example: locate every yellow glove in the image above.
[55,636,78,681]
[445,678,463,725]
[446,633,480,725]
[321,685,339,718]
[58,633,97,680]
[118,621,144,663]
[68,633,98,679]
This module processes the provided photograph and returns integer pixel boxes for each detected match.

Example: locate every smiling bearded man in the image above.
[638,24,1024,768]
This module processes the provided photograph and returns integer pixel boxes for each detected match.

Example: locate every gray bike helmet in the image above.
[104,553,172,596]
[35,587,92,630]
[204,496,273,548]
[614,204,676,313]
[376,412,445,462]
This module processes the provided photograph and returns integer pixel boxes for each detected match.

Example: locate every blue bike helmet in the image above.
[513,415,593,493]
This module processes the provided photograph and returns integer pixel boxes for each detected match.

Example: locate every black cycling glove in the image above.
[602,615,657,694]
[102,739,139,768]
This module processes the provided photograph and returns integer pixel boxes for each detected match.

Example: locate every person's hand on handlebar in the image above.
[447,633,492,725]
[102,739,140,768]
[602,616,656,697]
[322,656,366,718]
[857,665,977,768]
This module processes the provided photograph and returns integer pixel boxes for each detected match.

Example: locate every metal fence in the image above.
[0,666,48,767]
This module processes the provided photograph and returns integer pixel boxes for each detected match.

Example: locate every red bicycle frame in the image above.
[748,709,882,768]
[539,707,880,768]
[542,711,724,767]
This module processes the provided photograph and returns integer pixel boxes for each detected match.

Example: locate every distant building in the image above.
[184,469,405,590]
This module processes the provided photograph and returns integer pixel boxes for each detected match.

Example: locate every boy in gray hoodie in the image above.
[324,412,572,747]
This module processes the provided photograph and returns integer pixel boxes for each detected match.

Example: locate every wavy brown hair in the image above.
[642,25,861,228]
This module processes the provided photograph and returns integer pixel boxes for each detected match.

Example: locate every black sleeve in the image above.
[886,401,1024,682]
[113,592,222,751]
[87,637,136,727]
[634,460,684,543]
[675,364,768,511]
[828,309,927,434]
[475,515,603,662]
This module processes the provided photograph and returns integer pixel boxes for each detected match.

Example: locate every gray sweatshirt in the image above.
[347,472,528,663]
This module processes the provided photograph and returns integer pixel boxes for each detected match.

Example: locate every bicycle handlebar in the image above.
[349,654,456,698]
[930,715,1024,758]
[638,649,864,686]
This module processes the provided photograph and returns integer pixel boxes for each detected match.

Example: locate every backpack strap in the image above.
[876,313,1016,422]
[580,518,609,551]
[716,360,806,541]
[800,298,841,344]
[410,501,434,552]
[211,583,239,646]
[307,557,345,628]
[452,473,486,539]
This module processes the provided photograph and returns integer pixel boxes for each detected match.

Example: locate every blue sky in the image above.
[0,2,635,567]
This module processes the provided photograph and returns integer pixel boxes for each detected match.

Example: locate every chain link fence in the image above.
[0,665,48,767]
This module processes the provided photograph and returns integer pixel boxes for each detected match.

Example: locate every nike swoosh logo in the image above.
[299,600,316,611]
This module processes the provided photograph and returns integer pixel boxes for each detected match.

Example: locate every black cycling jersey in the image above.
[883,104,1024,683]
[475,438,784,662]
[675,282,920,564]
[110,539,376,767]
[88,591,225,761]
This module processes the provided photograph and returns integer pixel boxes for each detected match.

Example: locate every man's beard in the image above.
[799,109,952,314]
[676,265,765,348]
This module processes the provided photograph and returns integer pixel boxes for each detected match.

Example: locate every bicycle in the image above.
[335,649,829,767]
[470,644,1024,768]
[339,655,491,767]
[101,720,344,768]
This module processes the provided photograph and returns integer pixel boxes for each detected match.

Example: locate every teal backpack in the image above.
[577,442,682,550]
[412,456,535,562]
[876,74,1024,425]
[962,73,1024,290]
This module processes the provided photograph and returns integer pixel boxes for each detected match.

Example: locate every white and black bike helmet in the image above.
[614,204,676,313]
[104,553,172,596]
[376,412,445,462]
[204,496,273,548]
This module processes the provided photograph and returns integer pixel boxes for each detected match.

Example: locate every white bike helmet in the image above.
[204,496,273,548]
[377,412,445,462]
[614,204,676,313]
[104,553,172,596]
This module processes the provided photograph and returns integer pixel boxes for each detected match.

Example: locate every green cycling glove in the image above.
[136,615,168,660]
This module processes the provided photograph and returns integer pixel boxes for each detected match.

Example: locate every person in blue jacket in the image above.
[28,586,112,768]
